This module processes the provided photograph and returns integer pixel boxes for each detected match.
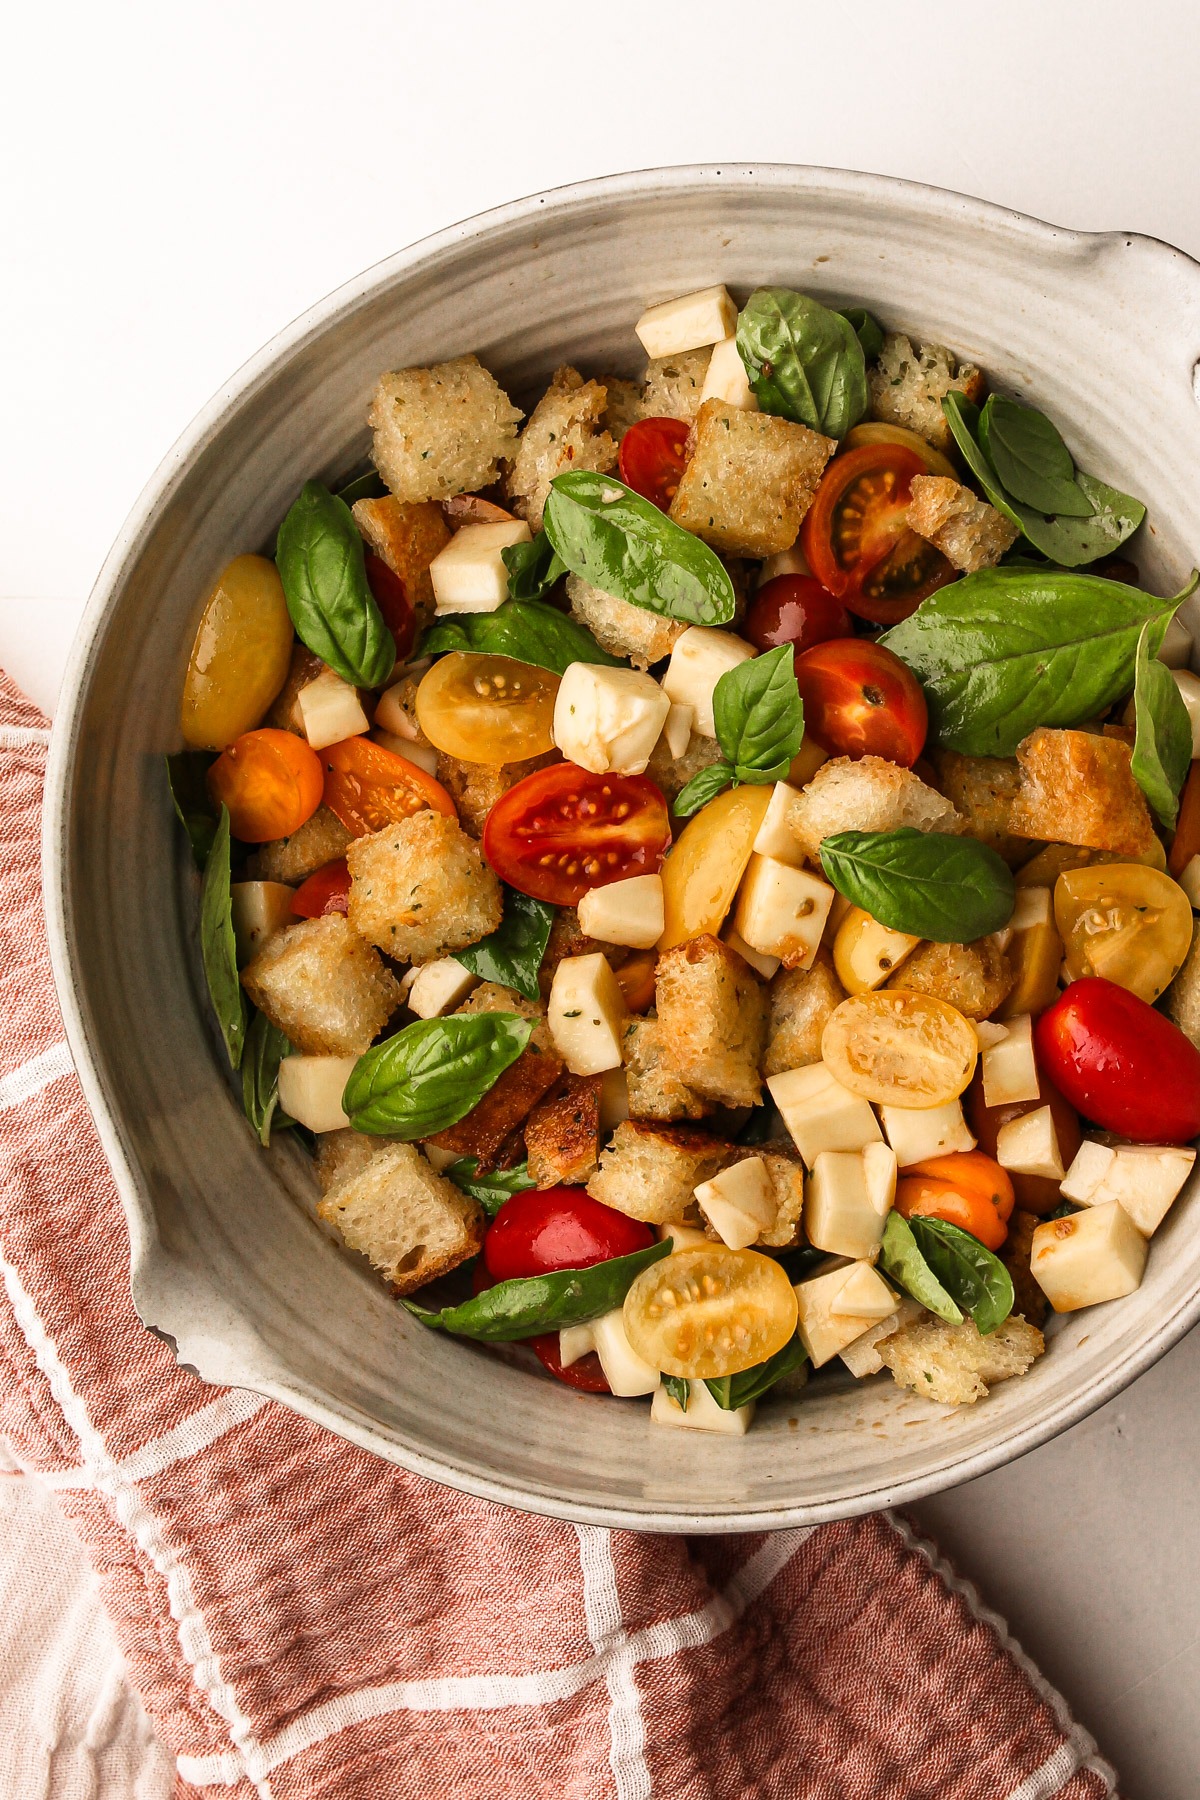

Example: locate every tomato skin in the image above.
[618,417,690,511]
[321,735,457,836]
[1034,978,1200,1144]
[615,951,657,1014]
[531,1335,611,1392]
[415,653,558,763]
[483,764,671,906]
[290,859,351,918]
[966,1070,1082,1215]
[743,575,852,656]
[207,728,324,842]
[484,1187,653,1282]
[895,1151,1015,1251]
[801,442,957,625]
[793,639,927,766]
[364,552,416,661]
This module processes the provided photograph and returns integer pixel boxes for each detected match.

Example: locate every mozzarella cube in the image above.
[548,953,627,1075]
[656,1219,711,1250]
[590,1310,660,1396]
[981,1014,1040,1107]
[1061,1139,1196,1236]
[767,1062,882,1164]
[661,627,757,737]
[558,1321,595,1367]
[1058,1138,1117,1205]
[374,683,422,740]
[722,926,780,980]
[662,702,694,759]
[694,1157,778,1249]
[553,662,670,775]
[297,669,370,749]
[1158,613,1194,669]
[831,1261,898,1320]
[804,1144,896,1259]
[1172,670,1200,755]
[634,283,737,359]
[230,881,295,966]
[733,855,835,970]
[700,334,759,410]
[406,957,479,1019]
[429,520,532,614]
[423,1144,459,1172]
[881,1099,976,1168]
[1031,1200,1148,1311]
[795,1261,896,1366]
[650,1379,754,1434]
[996,1105,1064,1180]
[751,782,805,866]
[1178,854,1200,910]
[372,731,440,774]
[839,1299,923,1378]
[276,1055,356,1134]
[598,1066,630,1131]
[577,874,665,948]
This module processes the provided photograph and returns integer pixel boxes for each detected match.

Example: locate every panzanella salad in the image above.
[171,279,1200,1431]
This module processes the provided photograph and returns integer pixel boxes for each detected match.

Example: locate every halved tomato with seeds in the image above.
[801,442,957,625]
[482,764,671,905]
[618,417,690,511]
[322,736,457,836]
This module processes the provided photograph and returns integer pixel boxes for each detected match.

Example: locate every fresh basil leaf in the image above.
[165,752,217,868]
[713,644,805,780]
[877,1212,963,1325]
[446,1157,537,1217]
[880,567,1197,757]
[942,394,1024,529]
[276,479,396,689]
[819,828,1015,942]
[336,467,386,506]
[909,1217,1014,1335]
[1131,618,1193,828]
[673,760,735,818]
[241,1010,293,1147]
[705,1335,808,1410]
[735,288,868,438]
[453,887,554,1002]
[404,1239,670,1341]
[200,807,247,1071]
[977,396,1092,518]
[662,1373,690,1411]
[840,306,884,363]
[543,471,736,627]
[344,1013,533,1139]
[418,598,624,674]
[502,531,568,602]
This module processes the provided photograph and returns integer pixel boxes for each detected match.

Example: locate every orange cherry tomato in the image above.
[793,638,928,766]
[321,736,457,837]
[894,1150,1015,1251]
[618,417,690,511]
[482,764,671,906]
[615,951,657,1013]
[364,552,416,660]
[290,859,351,918]
[1169,760,1200,877]
[207,728,324,843]
[800,442,957,625]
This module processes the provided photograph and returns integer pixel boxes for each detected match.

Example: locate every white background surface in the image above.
[4,3,1198,1792]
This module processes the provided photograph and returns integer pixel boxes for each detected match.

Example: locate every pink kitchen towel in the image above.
[0,668,1118,1800]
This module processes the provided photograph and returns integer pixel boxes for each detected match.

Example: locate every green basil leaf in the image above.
[705,1334,808,1410]
[840,306,884,363]
[404,1239,670,1341]
[662,1373,690,1411]
[713,644,805,779]
[673,760,735,818]
[241,1010,293,1147]
[200,807,247,1071]
[908,1216,1014,1335]
[735,288,868,438]
[880,567,1197,757]
[877,1212,963,1325]
[336,467,386,506]
[276,480,396,689]
[502,531,568,602]
[418,598,624,674]
[942,394,1024,529]
[453,887,554,1001]
[165,752,217,868]
[977,396,1092,518]
[819,828,1015,942]
[344,1013,533,1139]
[543,471,736,626]
[446,1157,537,1217]
[1131,618,1193,828]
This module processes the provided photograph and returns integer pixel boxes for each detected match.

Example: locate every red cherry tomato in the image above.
[743,575,851,656]
[364,551,416,661]
[800,443,957,625]
[618,417,690,511]
[1034,978,1200,1143]
[793,638,928,766]
[290,859,351,918]
[482,764,671,906]
[484,1186,653,1282]
[530,1334,611,1393]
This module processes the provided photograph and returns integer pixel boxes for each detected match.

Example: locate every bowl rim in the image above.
[41,161,1200,1531]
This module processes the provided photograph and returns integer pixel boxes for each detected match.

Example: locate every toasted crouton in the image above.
[1002,1209,1049,1328]
[930,750,1031,865]
[905,474,1018,573]
[368,355,523,503]
[641,349,710,422]
[763,952,847,1077]
[586,1119,729,1223]
[427,1044,563,1168]
[347,812,502,963]
[1009,728,1157,857]
[669,401,836,558]
[351,496,451,629]
[248,805,352,884]
[314,1128,375,1195]
[435,749,558,839]
[241,914,402,1055]
[456,981,553,1055]
[524,1074,603,1187]
[1163,935,1200,1049]
[887,937,1014,1020]
[878,1312,1044,1405]
[623,1016,710,1121]
[653,935,767,1108]
[788,756,963,860]
[598,376,643,441]
[868,333,985,453]
[646,726,727,805]
[566,573,685,670]
[505,367,617,531]
[265,644,326,735]
[316,1138,484,1295]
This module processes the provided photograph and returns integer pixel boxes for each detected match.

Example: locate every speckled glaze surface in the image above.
[43,165,1200,1530]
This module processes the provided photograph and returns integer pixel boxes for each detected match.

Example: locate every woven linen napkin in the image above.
[0,669,1117,1800]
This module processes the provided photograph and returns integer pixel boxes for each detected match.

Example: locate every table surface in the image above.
[6,4,1198,1792]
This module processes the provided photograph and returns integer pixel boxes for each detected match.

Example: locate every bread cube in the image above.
[275,1054,356,1133]
[795,1262,899,1366]
[553,663,670,776]
[668,401,836,559]
[241,915,402,1056]
[548,953,627,1075]
[505,366,617,530]
[297,670,370,750]
[248,805,352,884]
[426,1045,563,1165]
[980,1014,1040,1107]
[351,496,451,629]
[929,749,1028,864]
[635,284,737,359]
[597,376,643,442]
[880,1098,975,1167]
[653,934,767,1108]
[733,855,835,970]
[1060,1140,1196,1236]
[230,880,295,966]
[701,334,758,411]
[996,1105,1064,1180]
[660,626,757,737]
[1030,1202,1148,1311]
[752,782,806,865]
[641,349,710,422]
[455,980,553,1054]
[316,1139,484,1295]
[767,1061,882,1164]
[867,333,985,453]
[564,574,685,671]
[788,756,962,859]
[405,957,479,1020]
[346,812,502,963]
[906,474,1017,572]
[429,520,532,614]
[763,953,847,1077]
[694,1156,777,1249]
[755,1147,807,1248]
[650,1379,754,1434]
[524,1074,603,1188]
[886,936,1014,1020]
[623,1017,710,1123]
[805,1142,896,1259]
[1009,728,1157,857]
[368,355,523,503]
[577,875,665,948]
[879,1313,1044,1404]
[586,1120,729,1223]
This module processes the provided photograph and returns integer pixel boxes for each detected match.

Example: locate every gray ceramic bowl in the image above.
[44,165,1200,1530]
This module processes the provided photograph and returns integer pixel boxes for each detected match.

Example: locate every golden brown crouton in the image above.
[1009,728,1157,857]
[241,914,402,1055]
[314,1129,375,1195]
[368,355,523,503]
[524,1075,603,1187]
[456,982,553,1055]
[347,812,502,963]
[265,644,325,735]
[654,935,768,1108]
[931,750,1031,865]
[763,952,847,1077]
[641,350,710,422]
[668,401,836,559]
[598,376,644,441]
[248,805,352,884]
[316,1139,484,1296]
[1163,935,1200,1049]
[878,1313,1044,1405]
[586,1120,729,1223]
[788,756,963,860]
[623,1016,711,1121]
[351,496,451,630]
[1002,1209,1049,1329]
[868,333,986,453]
[434,749,559,839]
[887,937,1015,1020]
[505,367,617,531]
[646,728,727,806]
[566,573,686,671]
[427,1045,564,1169]
[906,474,1017,572]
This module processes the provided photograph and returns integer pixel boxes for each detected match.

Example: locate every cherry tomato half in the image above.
[484,1186,653,1282]
[742,575,852,656]
[321,735,457,837]
[530,1334,611,1392]
[800,442,957,624]
[618,417,690,511]
[615,950,658,1014]
[1034,977,1200,1144]
[793,638,928,766]
[482,764,671,906]
[363,551,417,661]
[966,1068,1082,1216]
[895,1150,1015,1251]
[290,859,351,918]
[207,728,324,842]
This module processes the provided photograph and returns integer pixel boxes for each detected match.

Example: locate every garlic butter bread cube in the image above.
[565,574,686,671]
[867,333,985,453]
[763,953,847,1078]
[524,1074,603,1188]
[930,750,1030,865]
[368,355,523,503]
[347,811,502,963]
[586,1120,729,1224]
[505,367,617,531]
[1009,728,1157,857]
[653,934,768,1108]
[248,805,353,884]
[622,1016,711,1122]
[787,757,962,860]
[351,496,451,628]
[241,915,402,1056]
[434,749,558,841]
[886,937,1014,1021]
[668,401,836,559]
[905,474,1018,572]
[316,1137,484,1296]
[878,1313,1043,1405]
[598,376,644,442]
[641,349,711,422]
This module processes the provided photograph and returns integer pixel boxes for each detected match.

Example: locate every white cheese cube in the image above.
[1031,1201,1148,1311]
[821,889,854,947]
[590,1309,660,1396]
[558,1321,595,1367]
[839,1299,923,1377]
[662,702,694,759]
[374,683,422,739]
[1158,613,1194,669]
[661,626,757,737]
[767,1062,883,1164]
[598,1066,630,1132]
[656,1219,711,1250]
[1172,670,1200,756]
[694,1157,778,1249]
[276,1055,356,1134]
[830,1262,898,1320]
[406,957,479,1019]
[548,953,627,1075]
[794,1262,895,1366]
[758,545,811,584]
[996,1105,1064,1180]
[1061,1140,1196,1236]
[722,926,780,980]
[650,1379,754,1434]
[804,1145,895,1259]
[881,1099,976,1168]
[634,283,737,359]
[429,520,532,614]
[733,855,835,970]
[751,782,805,866]
[1058,1138,1117,1205]
[553,662,670,776]
[1179,854,1200,910]
[372,731,440,774]
[981,1014,1040,1107]
[297,669,370,750]
[577,874,665,948]
[230,881,295,966]
[700,334,759,410]
[423,1144,459,1173]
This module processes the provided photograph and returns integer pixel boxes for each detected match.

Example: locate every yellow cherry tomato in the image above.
[180,555,294,751]
[843,421,958,479]
[658,783,773,952]
[1054,863,1193,1003]
[821,990,978,1108]
[415,653,558,763]
[832,905,921,994]
[623,1246,798,1379]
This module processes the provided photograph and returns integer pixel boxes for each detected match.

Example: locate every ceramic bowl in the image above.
[44,165,1200,1530]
